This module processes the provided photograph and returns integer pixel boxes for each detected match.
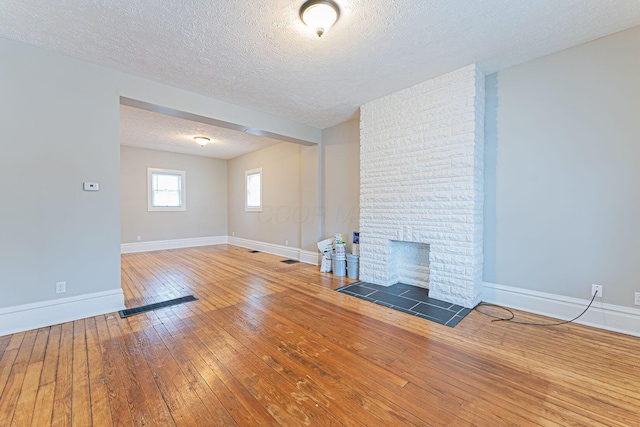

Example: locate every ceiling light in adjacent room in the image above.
[193,136,210,147]
[300,0,340,38]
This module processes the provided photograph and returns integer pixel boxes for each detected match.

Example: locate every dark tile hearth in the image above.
[336,282,472,327]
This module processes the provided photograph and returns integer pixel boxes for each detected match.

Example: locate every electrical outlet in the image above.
[285,240,289,246]
[56,281,66,294]
[635,292,640,306]
[136,235,141,242]
[83,182,99,191]
[591,284,603,297]
[232,231,235,237]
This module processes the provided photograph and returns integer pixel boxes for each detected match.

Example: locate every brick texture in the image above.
[359,65,485,308]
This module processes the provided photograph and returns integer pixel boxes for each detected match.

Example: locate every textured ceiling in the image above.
[2,0,640,129]
[120,105,282,160]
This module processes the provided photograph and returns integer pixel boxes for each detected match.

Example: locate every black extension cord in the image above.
[474,292,598,327]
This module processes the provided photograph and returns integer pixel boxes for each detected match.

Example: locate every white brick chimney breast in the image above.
[359,65,485,308]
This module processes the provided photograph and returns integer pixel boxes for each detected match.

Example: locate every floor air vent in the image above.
[119,295,198,318]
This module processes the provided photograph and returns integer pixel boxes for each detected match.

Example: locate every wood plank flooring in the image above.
[1,244,639,426]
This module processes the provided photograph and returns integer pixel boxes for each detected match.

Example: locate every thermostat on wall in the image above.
[83,182,100,191]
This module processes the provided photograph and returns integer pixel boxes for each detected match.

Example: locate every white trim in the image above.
[482,282,640,337]
[122,235,321,265]
[229,236,298,259]
[228,237,320,265]
[299,250,321,266]
[121,236,228,254]
[0,289,125,337]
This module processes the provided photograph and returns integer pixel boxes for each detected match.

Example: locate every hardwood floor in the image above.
[1,244,639,426]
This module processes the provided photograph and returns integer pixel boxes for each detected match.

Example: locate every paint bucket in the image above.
[335,242,347,258]
[333,258,346,277]
[347,254,359,280]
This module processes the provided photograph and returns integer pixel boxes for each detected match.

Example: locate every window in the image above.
[245,168,262,212]
[147,168,186,212]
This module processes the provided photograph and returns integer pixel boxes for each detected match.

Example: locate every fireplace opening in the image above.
[387,240,430,288]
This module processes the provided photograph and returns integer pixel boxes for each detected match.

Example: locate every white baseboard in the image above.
[121,235,321,265]
[228,237,320,265]
[482,282,640,337]
[299,250,321,265]
[121,236,228,253]
[0,289,125,337]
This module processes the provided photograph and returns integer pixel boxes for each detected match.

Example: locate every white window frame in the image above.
[245,168,262,212]
[147,167,186,212]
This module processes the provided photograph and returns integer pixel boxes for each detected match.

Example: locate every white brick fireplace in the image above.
[359,65,485,308]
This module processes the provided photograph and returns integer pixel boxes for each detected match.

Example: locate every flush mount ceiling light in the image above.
[193,136,210,147]
[299,0,340,38]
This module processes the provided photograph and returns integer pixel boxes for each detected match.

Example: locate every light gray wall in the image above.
[300,145,320,252]
[484,26,640,308]
[0,38,120,308]
[227,142,303,248]
[0,37,320,311]
[226,120,359,255]
[322,118,360,252]
[120,146,227,243]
